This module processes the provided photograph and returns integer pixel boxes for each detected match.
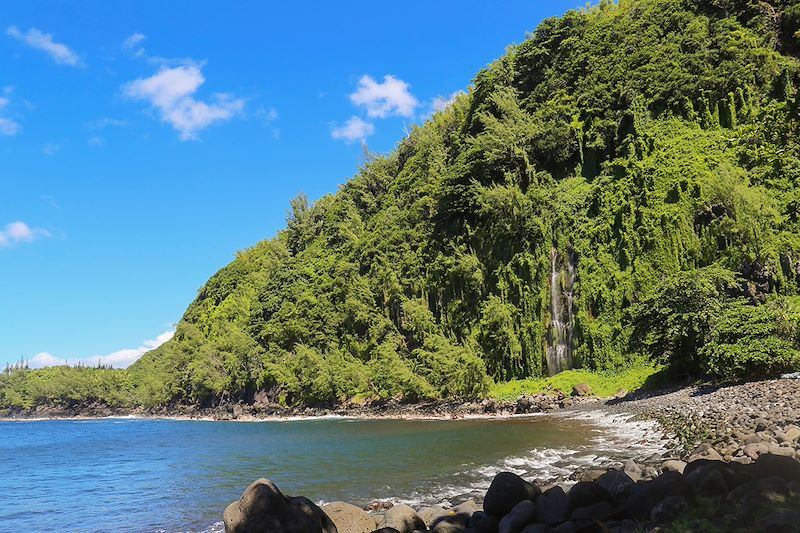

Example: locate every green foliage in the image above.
[488,363,661,401]
[628,267,739,376]
[4,0,800,409]
[702,298,800,379]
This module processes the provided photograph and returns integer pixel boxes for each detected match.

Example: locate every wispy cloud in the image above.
[29,330,175,369]
[42,141,61,156]
[256,107,279,124]
[0,117,19,136]
[86,117,128,130]
[6,26,81,66]
[331,115,374,143]
[0,87,21,136]
[0,221,51,248]
[431,91,464,113]
[350,75,418,118]
[122,32,146,53]
[123,65,244,140]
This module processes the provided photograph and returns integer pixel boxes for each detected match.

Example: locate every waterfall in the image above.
[546,248,576,376]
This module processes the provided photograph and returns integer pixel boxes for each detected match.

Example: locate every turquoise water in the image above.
[0,414,661,532]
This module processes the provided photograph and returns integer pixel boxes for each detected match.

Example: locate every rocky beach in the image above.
[221,378,800,532]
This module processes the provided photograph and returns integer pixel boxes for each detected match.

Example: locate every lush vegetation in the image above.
[3,0,800,410]
[488,364,661,401]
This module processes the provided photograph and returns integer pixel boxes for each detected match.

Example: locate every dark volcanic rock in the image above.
[536,486,569,527]
[484,472,541,518]
[223,478,337,533]
[622,471,693,521]
[595,470,635,500]
[472,511,500,533]
[649,495,689,523]
[752,453,800,482]
[498,499,537,533]
[566,481,612,512]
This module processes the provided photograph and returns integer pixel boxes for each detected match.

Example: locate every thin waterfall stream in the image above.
[546,248,576,375]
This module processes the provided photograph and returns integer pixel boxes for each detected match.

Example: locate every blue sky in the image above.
[0,0,584,368]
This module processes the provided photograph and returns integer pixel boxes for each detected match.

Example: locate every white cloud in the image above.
[0,90,21,136]
[43,141,60,156]
[6,26,81,66]
[122,32,146,50]
[122,32,147,58]
[0,221,51,248]
[350,75,418,118]
[331,116,374,143]
[88,136,104,148]
[0,117,20,136]
[123,65,244,140]
[87,117,127,129]
[29,330,175,369]
[431,91,464,113]
[256,107,279,124]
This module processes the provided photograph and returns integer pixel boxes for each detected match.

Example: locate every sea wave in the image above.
[377,409,668,508]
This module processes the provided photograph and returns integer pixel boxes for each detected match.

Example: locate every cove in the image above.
[0,413,662,532]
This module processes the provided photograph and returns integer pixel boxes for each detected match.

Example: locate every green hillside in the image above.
[4,0,800,410]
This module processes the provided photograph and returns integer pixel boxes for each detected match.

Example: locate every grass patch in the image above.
[488,364,662,401]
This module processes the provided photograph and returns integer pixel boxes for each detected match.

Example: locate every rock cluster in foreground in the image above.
[223,453,800,533]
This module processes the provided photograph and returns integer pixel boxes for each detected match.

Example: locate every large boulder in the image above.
[323,502,376,533]
[596,469,635,500]
[378,504,426,533]
[471,511,500,533]
[484,472,541,518]
[431,500,481,530]
[752,453,800,482]
[566,482,612,512]
[621,471,694,521]
[223,478,337,533]
[536,486,568,527]
[498,499,537,533]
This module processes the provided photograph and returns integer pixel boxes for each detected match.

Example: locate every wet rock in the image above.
[649,495,688,523]
[484,472,541,518]
[692,468,729,496]
[471,511,500,533]
[622,471,693,521]
[569,501,613,522]
[223,478,337,533]
[536,486,569,527]
[323,501,377,533]
[379,504,426,533]
[498,500,537,533]
[752,453,800,482]
[596,470,635,500]
[520,525,550,533]
[566,481,612,511]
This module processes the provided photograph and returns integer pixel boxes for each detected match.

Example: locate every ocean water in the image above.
[0,413,665,532]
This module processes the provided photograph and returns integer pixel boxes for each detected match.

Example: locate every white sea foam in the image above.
[384,409,668,508]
